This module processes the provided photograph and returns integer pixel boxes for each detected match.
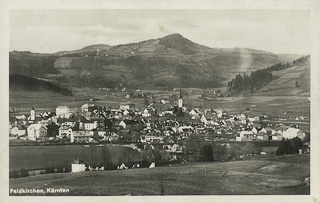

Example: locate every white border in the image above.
[1,0,319,203]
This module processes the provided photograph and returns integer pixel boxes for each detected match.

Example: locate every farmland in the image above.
[9,154,310,195]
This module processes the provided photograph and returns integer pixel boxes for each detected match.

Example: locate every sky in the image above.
[10,9,311,55]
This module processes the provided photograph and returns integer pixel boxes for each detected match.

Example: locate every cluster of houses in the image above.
[9,97,308,153]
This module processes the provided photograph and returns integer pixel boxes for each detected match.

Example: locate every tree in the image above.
[276,139,286,156]
[284,139,294,154]
[101,147,113,169]
[291,137,303,154]
[199,144,214,162]
[212,143,226,161]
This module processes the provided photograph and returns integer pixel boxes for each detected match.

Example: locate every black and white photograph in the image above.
[2,0,320,201]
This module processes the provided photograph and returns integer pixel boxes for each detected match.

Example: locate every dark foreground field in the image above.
[9,154,309,195]
[9,145,140,171]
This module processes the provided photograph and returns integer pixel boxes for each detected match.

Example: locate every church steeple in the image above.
[30,107,35,121]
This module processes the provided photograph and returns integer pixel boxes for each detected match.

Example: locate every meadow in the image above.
[9,154,310,195]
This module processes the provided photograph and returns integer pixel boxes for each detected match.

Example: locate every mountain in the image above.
[10,33,303,90]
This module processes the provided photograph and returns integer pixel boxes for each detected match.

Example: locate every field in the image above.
[9,145,141,171]
[9,88,145,114]
[9,154,310,195]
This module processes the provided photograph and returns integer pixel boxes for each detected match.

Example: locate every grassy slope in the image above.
[257,62,310,96]
[9,154,309,195]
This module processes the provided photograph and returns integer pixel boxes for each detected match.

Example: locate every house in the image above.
[256,132,268,141]
[271,133,282,141]
[56,106,70,117]
[81,103,95,112]
[301,142,310,154]
[164,111,174,116]
[248,116,260,122]
[103,132,120,142]
[27,124,48,141]
[171,144,183,153]
[71,131,93,143]
[120,103,130,110]
[142,109,151,117]
[119,120,127,129]
[283,128,306,140]
[178,126,194,133]
[141,135,163,143]
[10,125,27,137]
[71,159,86,173]
[58,126,73,139]
[201,114,217,125]
[189,109,199,117]
[84,121,99,130]
[123,109,129,116]
[236,131,254,141]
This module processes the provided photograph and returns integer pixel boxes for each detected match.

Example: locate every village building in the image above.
[27,124,48,141]
[236,130,254,141]
[282,128,306,140]
[58,126,73,139]
[71,159,86,173]
[71,131,94,143]
[120,103,130,110]
[10,125,27,137]
[81,103,95,112]
[119,120,127,129]
[30,108,36,121]
[56,106,71,117]
[84,121,99,131]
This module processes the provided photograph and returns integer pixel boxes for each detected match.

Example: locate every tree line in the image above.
[227,69,273,94]
[10,74,73,96]
[227,55,310,95]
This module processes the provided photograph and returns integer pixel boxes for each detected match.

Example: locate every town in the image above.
[9,91,310,155]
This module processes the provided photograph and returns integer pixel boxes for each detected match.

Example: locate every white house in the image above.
[283,128,306,140]
[248,116,260,122]
[27,124,48,141]
[237,131,254,141]
[10,126,27,137]
[56,106,70,117]
[81,103,95,112]
[120,103,130,110]
[178,126,194,133]
[142,109,151,117]
[71,131,94,143]
[59,126,73,138]
[119,120,127,129]
[123,109,129,116]
[84,121,99,130]
[71,159,86,173]
[189,109,199,117]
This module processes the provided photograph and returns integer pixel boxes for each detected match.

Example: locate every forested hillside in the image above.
[226,55,310,96]
[10,74,73,96]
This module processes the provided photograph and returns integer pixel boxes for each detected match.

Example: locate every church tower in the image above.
[30,108,35,121]
[178,89,183,108]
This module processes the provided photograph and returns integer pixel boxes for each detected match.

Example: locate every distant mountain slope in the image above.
[10,33,303,90]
